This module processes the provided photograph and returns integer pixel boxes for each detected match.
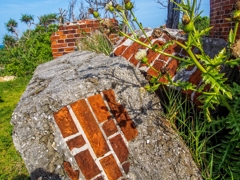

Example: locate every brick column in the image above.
[53,89,137,180]
[210,0,240,40]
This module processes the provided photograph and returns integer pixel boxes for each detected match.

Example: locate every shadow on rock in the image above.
[30,168,61,180]
[11,174,30,180]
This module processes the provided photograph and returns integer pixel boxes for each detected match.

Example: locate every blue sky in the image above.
[0,0,210,44]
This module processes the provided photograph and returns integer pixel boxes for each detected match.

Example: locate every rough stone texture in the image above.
[11,51,202,179]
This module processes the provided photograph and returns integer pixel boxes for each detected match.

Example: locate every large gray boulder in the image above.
[11,51,202,179]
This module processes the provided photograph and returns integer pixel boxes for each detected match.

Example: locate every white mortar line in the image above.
[67,104,107,180]
[63,132,82,142]
[86,96,128,178]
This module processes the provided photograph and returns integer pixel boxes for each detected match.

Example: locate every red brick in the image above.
[103,89,138,141]
[94,176,104,180]
[129,53,141,66]
[74,34,80,38]
[147,60,165,78]
[71,99,110,157]
[109,134,129,163]
[80,24,86,28]
[66,135,86,150]
[75,150,101,179]
[53,106,78,138]
[122,161,130,174]
[50,35,60,41]
[65,47,75,52]
[51,49,58,53]
[51,44,67,49]
[59,35,67,40]
[165,58,179,78]
[65,39,76,43]
[87,23,100,28]
[66,25,79,30]
[102,119,118,137]
[56,31,64,35]
[122,38,146,60]
[100,154,122,180]
[67,34,74,38]
[68,43,76,46]
[113,45,128,56]
[59,26,66,30]
[57,40,65,43]
[63,161,80,180]
[88,94,111,123]
[188,68,202,86]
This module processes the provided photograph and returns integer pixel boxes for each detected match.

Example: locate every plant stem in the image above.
[233,22,239,43]
[175,40,207,73]
[130,10,152,45]
[117,10,138,40]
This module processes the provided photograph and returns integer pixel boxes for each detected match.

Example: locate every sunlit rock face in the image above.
[11,51,202,180]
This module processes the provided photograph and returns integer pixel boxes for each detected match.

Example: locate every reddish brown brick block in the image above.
[71,99,110,157]
[66,135,86,150]
[114,45,128,56]
[103,89,138,141]
[65,39,75,43]
[75,150,101,179]
[109,134,129,163]
[102,119,118,137]
[59,35,67,39]
[94,176,104,180]
[63,161,80,180]
[65,47,75,52]
[88,94,111,123]
[50,35,60,42]
[100,154,122,180]
[53,107,78,138]
[122,161,130,174]
[147,60,165,78]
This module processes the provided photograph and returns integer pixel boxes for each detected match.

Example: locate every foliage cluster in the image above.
[179,15,210,35]
[0,14,58,77]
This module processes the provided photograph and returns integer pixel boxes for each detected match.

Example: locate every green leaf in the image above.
[228,29,234,44]
[150,76,158,84]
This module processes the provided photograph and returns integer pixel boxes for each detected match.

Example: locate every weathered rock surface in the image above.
[11,51,202,179]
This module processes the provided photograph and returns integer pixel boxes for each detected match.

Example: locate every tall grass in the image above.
[77,30,113,56]
[157,86,223,179]
[0,76,31,179]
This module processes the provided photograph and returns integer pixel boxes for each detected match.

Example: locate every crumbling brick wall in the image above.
[210,0,240,40]
[50,19,119,58]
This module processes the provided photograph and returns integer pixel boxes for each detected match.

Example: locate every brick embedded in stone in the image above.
[100,154,123,180]
[102,119,118,137]
[66,135,86,151]
[75,149,101,179]
[109,134,129,163]
[71,99,110,157]
[122,161,130,174]
[63,161,80,180]
[53,106,78,138]
[103,89,138,141]
[88,94,112,123]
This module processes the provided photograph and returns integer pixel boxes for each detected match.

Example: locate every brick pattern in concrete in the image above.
[53,89,137,180]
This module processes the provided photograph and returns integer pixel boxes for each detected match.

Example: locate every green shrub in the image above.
[0,24,58,76]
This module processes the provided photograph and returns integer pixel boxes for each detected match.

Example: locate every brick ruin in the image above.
[210,0,240,40]
[50,19,119,59]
